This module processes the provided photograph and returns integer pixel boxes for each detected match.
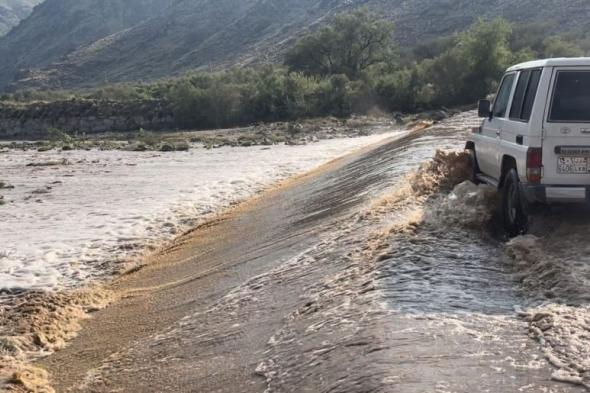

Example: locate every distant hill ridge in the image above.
[0,0,41,36]
[0,0,589,91]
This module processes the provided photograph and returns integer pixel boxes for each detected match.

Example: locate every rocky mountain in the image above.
[0,0,41,36]
[0,0,178,90]
[1,0,589,91]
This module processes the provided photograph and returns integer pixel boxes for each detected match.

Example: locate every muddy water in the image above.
[34,112,588,392]
[0,133,398,296]
[257,162,579,392]
[506,208,590,389]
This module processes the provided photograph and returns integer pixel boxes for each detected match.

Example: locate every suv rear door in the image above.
[543,67,590,185]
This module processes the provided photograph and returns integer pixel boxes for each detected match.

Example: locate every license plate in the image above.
[557,156,590,174]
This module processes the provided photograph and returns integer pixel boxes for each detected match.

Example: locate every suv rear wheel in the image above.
[501,169,528,237]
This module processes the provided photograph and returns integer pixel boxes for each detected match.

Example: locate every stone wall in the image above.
[0,99,176,138]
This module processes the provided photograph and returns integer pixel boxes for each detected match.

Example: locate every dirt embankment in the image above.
[0,110,400,152]
[0,100,174,138]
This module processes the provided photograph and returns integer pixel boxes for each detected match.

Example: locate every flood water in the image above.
[0,132,397,296]
[254,112,583,393]
[9,112,590,392]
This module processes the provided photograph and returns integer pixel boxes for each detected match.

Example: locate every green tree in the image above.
[457,18,513,103]
[375,67,422,112]
[509,22,553,54]
[285,9,396,80]
[420,18,513,106]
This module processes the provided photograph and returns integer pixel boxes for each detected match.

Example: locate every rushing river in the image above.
[0,133,398,297]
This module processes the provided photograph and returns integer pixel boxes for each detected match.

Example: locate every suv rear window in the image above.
[521,70,542,120]
[549,71,590,122]
[510,69,541,122]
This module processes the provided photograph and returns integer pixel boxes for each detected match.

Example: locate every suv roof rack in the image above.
[507,57,590,72]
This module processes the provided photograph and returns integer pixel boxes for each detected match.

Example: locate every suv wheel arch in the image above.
[499,155,517,189]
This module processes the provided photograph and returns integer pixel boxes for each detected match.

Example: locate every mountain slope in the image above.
[23,0,346,88]
[0,0,41,36]
[2,0,590,91]
[0,0,177,90]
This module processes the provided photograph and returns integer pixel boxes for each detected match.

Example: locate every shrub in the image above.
[47,128,74,144]
[543,36,585,58]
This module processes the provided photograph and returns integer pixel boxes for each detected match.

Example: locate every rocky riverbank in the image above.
[0,116,390,152]
[0,95,459,148]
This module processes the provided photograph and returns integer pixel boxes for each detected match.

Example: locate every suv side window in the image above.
[493,73,516,118]
[510,69,542,122]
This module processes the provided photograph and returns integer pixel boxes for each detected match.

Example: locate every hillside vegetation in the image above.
[3,12,588,134]
[0,0,589,91]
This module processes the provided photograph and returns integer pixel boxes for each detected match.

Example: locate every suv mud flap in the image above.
[520,184,547,205]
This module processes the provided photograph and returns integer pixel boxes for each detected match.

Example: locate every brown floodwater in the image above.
[33,112,589,393]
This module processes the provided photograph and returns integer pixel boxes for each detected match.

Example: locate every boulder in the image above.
[159,143,175,152]
[174,141,190,151]
[125,142,148,152]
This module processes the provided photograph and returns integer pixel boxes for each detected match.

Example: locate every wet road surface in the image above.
[39,113,584,392]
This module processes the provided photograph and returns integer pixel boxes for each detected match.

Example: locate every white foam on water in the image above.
[0,133,397,295]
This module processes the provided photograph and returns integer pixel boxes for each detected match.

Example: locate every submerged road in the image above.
[40,113,583,393]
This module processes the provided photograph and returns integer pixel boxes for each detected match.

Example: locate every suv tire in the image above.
[501,168,528,237]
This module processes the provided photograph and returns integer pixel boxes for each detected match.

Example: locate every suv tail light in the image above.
[526,147,543,184]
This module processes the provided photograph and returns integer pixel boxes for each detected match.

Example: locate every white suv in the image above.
[466,58,590,236]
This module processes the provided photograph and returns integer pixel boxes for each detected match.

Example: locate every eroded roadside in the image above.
[5,112,590,392]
